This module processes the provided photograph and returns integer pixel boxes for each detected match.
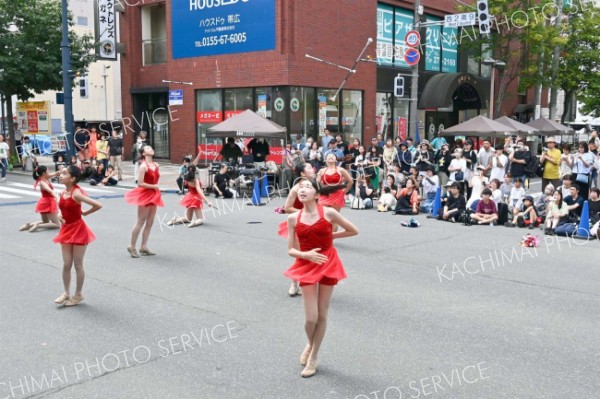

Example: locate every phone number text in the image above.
[195,33,247,47]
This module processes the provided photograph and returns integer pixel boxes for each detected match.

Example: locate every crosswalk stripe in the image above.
[0,193,20,199]
[8,182,116,194]
[0,186,41,197]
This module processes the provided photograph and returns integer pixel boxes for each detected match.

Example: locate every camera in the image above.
[384,187,391,193]
[542,147,548,152]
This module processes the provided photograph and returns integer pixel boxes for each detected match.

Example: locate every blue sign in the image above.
[425,17,441,71]
[441,27,458,73]
[172,0,276,59]
[169,90,184,105]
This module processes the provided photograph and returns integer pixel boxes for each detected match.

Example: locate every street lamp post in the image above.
[102,65,111,121]
[61,0,75,158]
[483,58,505,119]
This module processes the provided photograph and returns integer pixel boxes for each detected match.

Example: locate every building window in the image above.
[317,89,339,145]
[76,16,88,26]
[224,88,253,118]
[340,90,362,143]
[196,89,222,149]
[141,4,167,66]
[289,87,316,140]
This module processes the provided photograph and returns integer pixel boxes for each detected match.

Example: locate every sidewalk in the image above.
[7,155,193,192]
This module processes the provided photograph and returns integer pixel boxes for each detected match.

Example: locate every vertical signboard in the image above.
[257,94,267,117]
[318,96,327,135]
[172,0,276,59]
[376,4,394,66]
[441,27,458,73]
[425,17,441,71]
[393,8,413,68]
[95,0,117,60]
[17,101,51,134]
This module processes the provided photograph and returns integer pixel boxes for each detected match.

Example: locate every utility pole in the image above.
[61,0,75,158]
[548,0,562,121]
[102,65,111,121]
[409,0,421,140]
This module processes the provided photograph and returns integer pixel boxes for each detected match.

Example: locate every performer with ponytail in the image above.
[53,166,102,307]
[125,144,164,258]
[19,166,61,233]
[167,165,214,227]
[317,153,353,230]
[284,177,358,378]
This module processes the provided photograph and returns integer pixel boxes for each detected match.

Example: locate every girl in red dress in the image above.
[53,166,102,307]
[278,163,316,297]
[19,166,61,233]
[317,153,353,229]
[167,165,214,227]
[125,145,164,257]
[284,178,358,378]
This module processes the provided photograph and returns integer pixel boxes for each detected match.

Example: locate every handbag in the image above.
[455,171,464,181]
[350,197,365,210]
[576,173,589,184]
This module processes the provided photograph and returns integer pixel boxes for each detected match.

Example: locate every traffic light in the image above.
[79,76,88,98]
[394,76,404,97]
[477,0,491,34]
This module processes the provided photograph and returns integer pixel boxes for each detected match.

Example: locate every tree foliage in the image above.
[0,0,95,152]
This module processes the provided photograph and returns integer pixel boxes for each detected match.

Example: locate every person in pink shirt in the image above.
[470,188,498,225]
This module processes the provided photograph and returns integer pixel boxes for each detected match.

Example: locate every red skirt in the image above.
[318,190,345,208]
[125,187,164,207]
[284,246,347,285]
[179,193,203,209]
[277,220,288,238]
[36,197,58,214]
[53,220,96,245]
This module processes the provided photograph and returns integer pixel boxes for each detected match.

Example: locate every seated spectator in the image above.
[353,175,374,209]
[213,164,234,198]
[489,179,503,204]
[420,166,439,213]
[438,181,466,222]
[556,174,573,199]
[394,176,419,215]
[588,188,600,224]
[499,175,513,204]
[176,156,192,195]
[470,188,498,225]
[535,184,555,219]
[98,165,118,186]
[466,170,489,208]
[505,195,540,228]
[89,163,106,186]
[509,177,526,214]
[545,191,569,235]
[378,174,398,212]
[564,184,585,219]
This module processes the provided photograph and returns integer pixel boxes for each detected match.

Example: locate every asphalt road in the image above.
[0,173,598,399]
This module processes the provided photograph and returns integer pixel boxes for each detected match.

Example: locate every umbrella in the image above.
[206,109,287,139]
[440,115,519,138]
[525,117,574,136]
[495,116,539,135]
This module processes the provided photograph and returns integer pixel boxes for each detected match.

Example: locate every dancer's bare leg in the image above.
[307,284,334,362]
[61,244,74,295]
[29,214,61,232]
[140,206,157,248]
[130,206,150,247]
[72,245,87,296]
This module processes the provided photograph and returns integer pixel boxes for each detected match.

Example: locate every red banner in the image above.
[224,110,244,119]
[197,111,222,124]
[197,144,284,164]
[398,117,408,141]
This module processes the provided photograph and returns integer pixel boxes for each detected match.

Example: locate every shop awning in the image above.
[206,109,287,139]
[419,73,487,110]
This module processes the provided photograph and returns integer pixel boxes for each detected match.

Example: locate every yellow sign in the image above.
[16,101,51,134]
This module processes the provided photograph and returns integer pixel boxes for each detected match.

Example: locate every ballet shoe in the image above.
[19,223,32,231]
[28,224,40,233]
[127,246,140,258]
[288,281,300,297]
[166,217,177,226]
[187,220,203,228]
[139,247,155,256]
[301,358,317,378]
[300,344,312,366]
[64,294,84,307]
[54,293,70,304]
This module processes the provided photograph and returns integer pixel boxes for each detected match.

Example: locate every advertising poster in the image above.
[318,96,327,135]
[95,0,117,60]
[16,101,51,134]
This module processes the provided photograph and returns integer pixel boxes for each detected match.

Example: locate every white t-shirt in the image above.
[509,186,526,207]
[490,154,508,182]
[449,158,467,181]
[0,142,9,159]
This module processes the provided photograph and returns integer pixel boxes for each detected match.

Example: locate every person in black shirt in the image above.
[439,181,466,222]
[588,188,600,224]
[435,143,453,188]
[108,130,124,180]
[564,184,585,218]
[247,138,270,163]
[213,164,233,198]
[509,139,531,183]
[219,137,243,164]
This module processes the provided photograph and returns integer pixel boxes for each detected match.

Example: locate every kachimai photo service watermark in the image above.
[0,321,238,399]
[437,233,592,282]
[349,361,489,399]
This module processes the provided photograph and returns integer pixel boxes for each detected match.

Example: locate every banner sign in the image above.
[16,101,51,134]
[198,144,283,164]
[95,0,117,60]
[197,111,222,123]
[172,0,276,59]
[318,96,327,135]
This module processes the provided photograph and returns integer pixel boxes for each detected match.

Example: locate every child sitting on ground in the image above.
[505,195,541,228]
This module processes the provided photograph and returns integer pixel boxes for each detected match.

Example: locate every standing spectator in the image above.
[368,136,383,157]
[572,141,594,200]
[405,137,417,157]
[219,137,243,164]
[282,143,298,191]
[414,140,435,176]
[366,145,382,190]
[466,170,489,209]
[448,148,467,193]
[470,188,498,225]
[308,141,322,171]
[88,127,98,166]
[382,138,398,177]
[13,123,22,156]
[490,144,508,182]
[0,135,9,181]
[95,132,109,171]
[108,130,124,181]
[352,145,368,179]
[477,138,494,178]
[74,125,90,162]
[420,166,439,213]
[540,136,561,189]
[132,131,148,184]
[508,138,531,184]
[247,138,270,163]
[21,136,35,171]
[294,135,305,151]
[430,133,448,152]
[323,140,344,162]
[435,143,452,189]
[544,190,569,235]
[302,137,314,161]
[376,133,385,147]
[588,139,598,188]
[559,143,574,178]
[334,134,349,156]
[398,141,412,175]
[320,129,333,155]
[462,139,478,196]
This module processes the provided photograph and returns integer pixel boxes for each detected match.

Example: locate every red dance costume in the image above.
[125,161,164,207]
[53,186,96,245]
[35,180,58,214]
[318,169,345,207]
[277,190,304,238]
[284,205,347,286]
[179,182,203,209]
